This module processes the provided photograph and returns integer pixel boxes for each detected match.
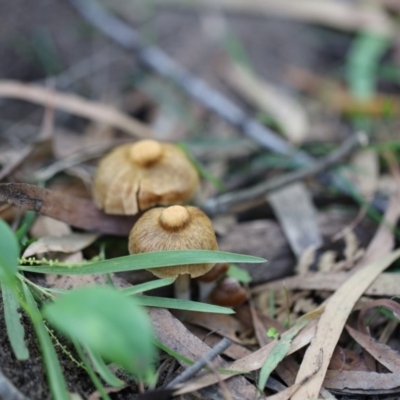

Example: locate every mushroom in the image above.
[93,140,199,215]
[197,263,229,301]
[209,277,248,307]
[128,205,218,299]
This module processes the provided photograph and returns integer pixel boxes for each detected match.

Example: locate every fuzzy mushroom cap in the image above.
[128,205,218,279]
[93,140,199,215]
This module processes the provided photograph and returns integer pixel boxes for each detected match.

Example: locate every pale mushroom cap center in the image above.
[159,205,190,229]
[129,140,163,166]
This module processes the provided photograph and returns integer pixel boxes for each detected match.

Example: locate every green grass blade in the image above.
[257,309,323,391]
[132,295,234,314]
[22,282,69,400]
[154,339,194,365]
[86,347,124,388]
[121,278,174,296]
[1,283,29,360]
[0,219,20,285]
[74,341,111,400]
[20,250,266,275]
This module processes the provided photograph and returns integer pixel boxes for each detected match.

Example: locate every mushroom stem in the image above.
[198,281,215,302]
[174,274,191,300]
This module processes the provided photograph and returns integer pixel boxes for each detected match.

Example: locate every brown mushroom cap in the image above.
[128,205,218,279]
[209,277,248,307]
[93,140,199,215]
[197,263,229,283]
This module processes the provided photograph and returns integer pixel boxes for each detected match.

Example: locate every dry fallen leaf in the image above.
[174,317,319,395]
[224,63,309,145]
[23,233,99,258]
[0,183,137,235]
[252,271,400,298]
[346,324,400,373]
[291,191,400,399]
[149,308,258,400]
[269,183,322,258]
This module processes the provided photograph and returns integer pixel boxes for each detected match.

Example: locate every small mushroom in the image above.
[197,263,229,301]
[128,205,218,299]
[209,277,248,307]
[93,140,199,215]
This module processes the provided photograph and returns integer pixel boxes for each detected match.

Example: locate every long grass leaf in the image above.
[20,250,265,275]
[132,295,234,314]
[121,278,174,295]
[86,347,124,388]
[22,282,69,400]
[1,283,29,360]
[74,341,111,400]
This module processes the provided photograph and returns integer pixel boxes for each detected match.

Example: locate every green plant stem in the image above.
[73,341,112,400]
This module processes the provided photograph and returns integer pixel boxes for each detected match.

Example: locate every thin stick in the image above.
[201,132,368,215]
[167,338,232,388]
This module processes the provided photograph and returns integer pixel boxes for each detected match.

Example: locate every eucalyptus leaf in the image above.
[43,286,156,382]
[20,250,266,275]
[0,219,20,285]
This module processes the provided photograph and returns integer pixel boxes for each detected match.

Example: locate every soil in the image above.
[0,302,94,399]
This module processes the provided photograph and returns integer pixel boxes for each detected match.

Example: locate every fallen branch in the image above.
[201,132,367,215]
[0,80,153,139]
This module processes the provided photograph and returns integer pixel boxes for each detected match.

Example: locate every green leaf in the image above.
[154,339,194,365]
[121,278,174,296]
[1,283,29,360]
[20,250,266,275]
[257,308,323,391]
[132,295,234,314]
[74,341,112,400]
[22,282,69,400]
[227,264,252,283]
[0,219,20,285]
[43,286,156,382]
[178,143,225,191]
[86,347,124,388]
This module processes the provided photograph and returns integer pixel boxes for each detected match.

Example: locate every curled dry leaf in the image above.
[323,369,400,395]
[30,216,72,238]
[0,183,136,235]
[23,233,99,258]
[346,325,400,373]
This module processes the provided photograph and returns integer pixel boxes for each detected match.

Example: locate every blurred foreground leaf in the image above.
[43,286,156,383]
